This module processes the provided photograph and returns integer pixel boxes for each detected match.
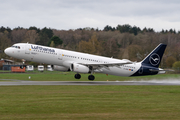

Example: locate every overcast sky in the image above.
[1,0,180,31]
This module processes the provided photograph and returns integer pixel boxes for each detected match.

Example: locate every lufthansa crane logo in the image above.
[149,53,160,66]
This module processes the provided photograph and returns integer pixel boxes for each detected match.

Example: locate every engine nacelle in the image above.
[71,63,90,73]
[52,65,70,72]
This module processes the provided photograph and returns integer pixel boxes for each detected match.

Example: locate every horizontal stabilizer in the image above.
[149,69,174,72]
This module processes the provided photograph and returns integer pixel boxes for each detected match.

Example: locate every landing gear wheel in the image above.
[88,75,95,81]
[74,74,81,79]
[20,65,24,69]
[20,65,26,69]
[20,59,26,69]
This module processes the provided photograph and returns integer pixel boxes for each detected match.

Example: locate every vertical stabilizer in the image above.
[141,43,167,67]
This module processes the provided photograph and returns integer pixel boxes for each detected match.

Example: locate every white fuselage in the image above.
[5,43,143,77]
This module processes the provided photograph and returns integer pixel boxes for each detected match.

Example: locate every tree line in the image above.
[1,24,180,68]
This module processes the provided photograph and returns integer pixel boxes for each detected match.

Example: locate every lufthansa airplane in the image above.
[4,43,167,80]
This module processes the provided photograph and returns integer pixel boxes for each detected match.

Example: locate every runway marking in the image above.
[0,79,22,81]
[0,80,180,86]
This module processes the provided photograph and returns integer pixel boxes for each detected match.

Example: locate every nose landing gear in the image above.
[20,59,26,69]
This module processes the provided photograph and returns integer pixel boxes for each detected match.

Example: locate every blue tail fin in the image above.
[141,43,167,68]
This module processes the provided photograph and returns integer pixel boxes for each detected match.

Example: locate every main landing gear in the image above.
[88,75,95,81]
[74,73,81,79]
[74,73,95,81]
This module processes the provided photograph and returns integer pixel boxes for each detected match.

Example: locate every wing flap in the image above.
[79,62,132,68]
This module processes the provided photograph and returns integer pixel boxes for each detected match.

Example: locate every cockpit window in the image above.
[11,46,20,49]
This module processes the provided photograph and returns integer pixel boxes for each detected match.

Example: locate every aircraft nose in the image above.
[4,48,11,55]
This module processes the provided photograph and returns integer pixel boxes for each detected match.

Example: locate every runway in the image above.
[0,79,180,85]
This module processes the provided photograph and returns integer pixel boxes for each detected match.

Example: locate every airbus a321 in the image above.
[4,43,167,80]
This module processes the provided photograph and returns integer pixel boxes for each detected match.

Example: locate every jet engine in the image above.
[71,63,90,73]
[52,65,70,71]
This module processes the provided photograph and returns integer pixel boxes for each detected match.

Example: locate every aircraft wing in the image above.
[79,62,132,68]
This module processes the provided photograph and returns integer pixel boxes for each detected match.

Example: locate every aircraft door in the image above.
[58,50,63,60]
[25,45,30,54]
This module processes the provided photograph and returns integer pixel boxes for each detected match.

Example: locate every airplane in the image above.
[4,43,167,80]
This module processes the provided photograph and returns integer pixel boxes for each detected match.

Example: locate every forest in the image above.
[0,24,180,68]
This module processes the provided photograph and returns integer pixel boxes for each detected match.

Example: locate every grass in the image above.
[0,71,180,81]
[0,86,180,119]
[0,72,180,119]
